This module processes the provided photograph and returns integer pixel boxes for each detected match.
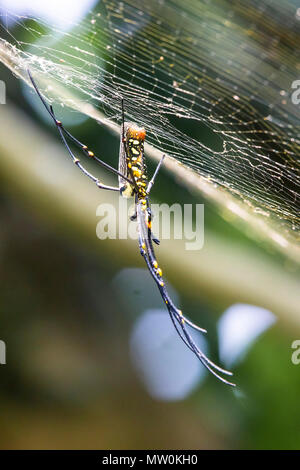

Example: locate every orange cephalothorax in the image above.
[126,125,146,142]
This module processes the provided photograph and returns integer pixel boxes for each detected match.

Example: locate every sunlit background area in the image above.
[0,0,299,450]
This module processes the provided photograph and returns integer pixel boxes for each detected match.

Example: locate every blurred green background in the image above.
[0,0,299,450]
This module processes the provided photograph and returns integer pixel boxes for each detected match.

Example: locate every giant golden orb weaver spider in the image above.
[28,70,235,386]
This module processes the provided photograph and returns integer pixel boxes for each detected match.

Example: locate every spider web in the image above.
[0,0,299,258]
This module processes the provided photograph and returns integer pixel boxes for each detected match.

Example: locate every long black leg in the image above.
[27,69,134,187]
[54,119,120,191]
[136,199,235,386]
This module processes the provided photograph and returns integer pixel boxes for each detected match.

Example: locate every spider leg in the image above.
[146,206,160,245]
[137,207,199,346]
[136,200,235,386]
[147,154,165,194]
[27,69,134,187]
[55,121,120,191]
[130,205,137,221]
[138,233,193,350]
[49,104,134,185]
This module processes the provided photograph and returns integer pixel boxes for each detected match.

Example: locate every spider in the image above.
[27,70,235,386]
